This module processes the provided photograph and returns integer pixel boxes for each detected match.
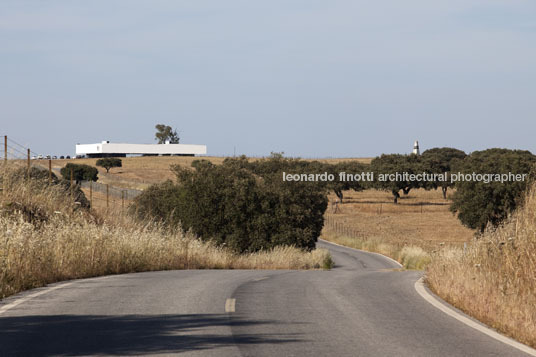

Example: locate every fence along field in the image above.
[0,135,143,214]
[321,188,474,269]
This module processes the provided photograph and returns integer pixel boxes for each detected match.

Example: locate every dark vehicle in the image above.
[66,155,71,159]
[60,156,65,159]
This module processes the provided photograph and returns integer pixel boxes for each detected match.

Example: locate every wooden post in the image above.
[121,190,125,211]
[1,136,5,196]
[89,181,93,208]
[106,184,109,210]
[27,148,30,180]
[70,167,74,197]
[48,159,52,184]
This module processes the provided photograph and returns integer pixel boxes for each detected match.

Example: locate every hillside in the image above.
[46,156,372,190]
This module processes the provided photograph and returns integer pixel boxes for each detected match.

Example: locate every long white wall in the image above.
[76,142,207,155]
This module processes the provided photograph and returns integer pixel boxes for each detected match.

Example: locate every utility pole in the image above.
[27,148,30,180]
[70,167,74,198]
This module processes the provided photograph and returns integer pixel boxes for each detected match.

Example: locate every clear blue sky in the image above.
[1,1,535,157]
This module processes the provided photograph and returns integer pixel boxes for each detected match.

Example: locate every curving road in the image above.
[0,240,531,356]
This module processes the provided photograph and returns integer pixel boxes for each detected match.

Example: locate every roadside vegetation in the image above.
[0,164,332,299]
[427,181,536,348]
[133,156,329,253]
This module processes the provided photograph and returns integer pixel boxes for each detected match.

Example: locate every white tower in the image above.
[413,140,420,155]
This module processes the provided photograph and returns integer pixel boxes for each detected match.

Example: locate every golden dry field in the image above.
[323,188,475,252]
[48,156,227,190]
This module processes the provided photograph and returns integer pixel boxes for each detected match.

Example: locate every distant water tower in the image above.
[413,140,420,155]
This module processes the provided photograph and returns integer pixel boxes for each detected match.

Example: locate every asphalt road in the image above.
[0,240,530,356]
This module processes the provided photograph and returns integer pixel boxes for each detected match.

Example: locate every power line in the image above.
[6,144,29,158]
[6,136,42,156]
[6,137,29,150]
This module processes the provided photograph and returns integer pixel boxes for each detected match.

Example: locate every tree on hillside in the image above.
[323,161,368,203]
[237,154,368,203]
[155,124,180,144]
[370,154,423,203]
[450,148,536,232]
[60,163,98,184]
[96,158,122,173]
[421,147,467,199]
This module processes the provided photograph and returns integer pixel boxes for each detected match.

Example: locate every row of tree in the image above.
[59,158,122,183]
[223,148,468,204]
[59,147,534,253]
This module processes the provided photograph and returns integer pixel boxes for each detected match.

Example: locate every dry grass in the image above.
[427,183,536,348]
[323,188,474,250]
[321,231,430,270]
[0,164,332,299]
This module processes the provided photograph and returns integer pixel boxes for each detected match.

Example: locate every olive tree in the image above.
[421,147,466,199]
[450,148,535,232]
[96,158,122,173]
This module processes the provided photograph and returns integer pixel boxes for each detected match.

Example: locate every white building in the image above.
[76,141,207,158]
[412,140,420,155]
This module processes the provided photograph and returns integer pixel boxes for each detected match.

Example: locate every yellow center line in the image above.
[225,298,236,313]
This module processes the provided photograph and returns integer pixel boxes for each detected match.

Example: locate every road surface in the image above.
[0,240,530,356]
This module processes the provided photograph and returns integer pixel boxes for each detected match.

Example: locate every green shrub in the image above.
[132,157,328,253]
[60,163,98,184]
[129,180,184,224]
[450,148,536,231]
